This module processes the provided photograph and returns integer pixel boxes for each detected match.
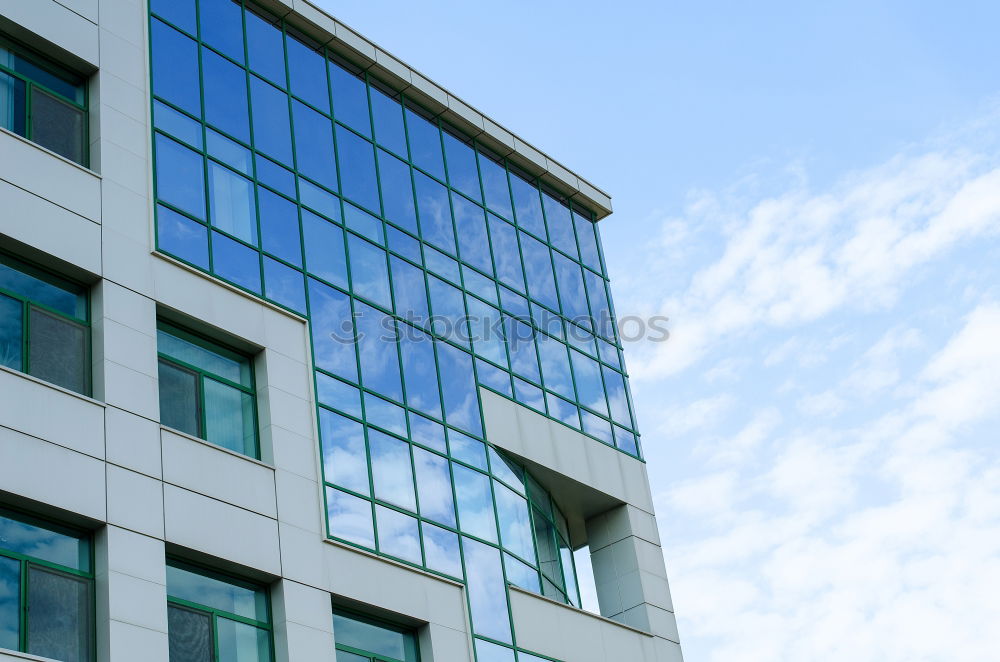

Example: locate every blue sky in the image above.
[316,2,1000,659]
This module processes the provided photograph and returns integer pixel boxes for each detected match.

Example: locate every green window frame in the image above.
[0,33,89,166]
[156,320,260,458]
[0,507,95,661]
[333,609,419,662]
[166,558,273,662]
[0,251,91,396]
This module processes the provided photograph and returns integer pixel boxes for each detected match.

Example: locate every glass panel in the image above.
[332,612,418,662]
[375,506,421,565]
[506,317,539,382]
[9,49,82,104]
[422,523,461,578]
[26,567,92,662]
[217,618,272,662]
[603,365,630,427]
[479,154,513,220]
[344,204,383,245]
[513,377,545,411]
[453,465,496,543]
[354,302,402,400]
[212,231,261,293]
[532,508,561,589]
[363,393,407,436]
[330,64,370,137]
[208,163,257,244]
[302,211,347,288]
[488,448,524,493]
[494,481,535,563]
[614,425,639,456]
[428,277,468,346]
[414,171,455,255]
[369,430,416,512]
[408,413,446,453]
[388,258,427,326]
[317,373,362,417]
[326,487,374,548]
[30,88,84,164]
[571,349,608,416]
[292,100,337,191]
[370,87,406,157]
[597,336,621,369]
[581,410,613,445]
[336,651,368,662]
[554,252,589,324]
[246,8,286,87]
[207,129,252,175]
[436,342,482,436]
[0,294,22,371]
[467,298,506,367]
[29,308,87,394]
[476,359,511,397]
[202,48,249,143]
[0,257,84,318]
[453,195,492,274]
[258,188,301,265]
[337,126,379,213]
[0,513,89,570]
[560,542,580,607]
[150,0,196,35]
[204,378,256,456]
[400,326,441,418]
[168,605,213,662]
[166,563,268,621]
[377,149,418,234]
[263,258,305,312]
[348,235,391,310]
[251,76,293,165]
[510,173,545,239]
[443,132,481,201]
[488,215,524,292]
[0,71,27,136]
[308,279,357,381]
[200,0,244,63]
[475,639,516,662]
[158,360,200,437]
[520,232,559,311]
[585,270,615,341]
[463,267,498,306]
[546,392,579,428]
[537,334,573,399]
[157,326,248,384]
[0,556,19,651]
[319,409,368,495]
[504,552,539,593]
[154,100,202,148]
[413,447,455,526]
[574,209,602,271]
[286,34,329,113]
[405,107,444,180]
[151,19,200,115]
[156,134,205,220]
[462,538,511,643]
[543,192,577,259]
[449,431,486,470]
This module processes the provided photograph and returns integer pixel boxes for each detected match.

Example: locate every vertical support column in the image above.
[96,526,170,662]
[586,504,683,659]
[272,580,337,662]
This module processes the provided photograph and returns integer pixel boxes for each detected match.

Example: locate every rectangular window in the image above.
[166,559,272,662]
[156,321,259,458]
[0,508,94,661]
[333,609,419,662]
[0,35,87,166]
[0,252,90,395]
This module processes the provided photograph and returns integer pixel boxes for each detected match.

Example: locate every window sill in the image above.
[508,584,655,638]
[0,364,103,409]
[322,536,465,590]
[159,424,275,471]
[0,126,100,179]
[0,647,61,662]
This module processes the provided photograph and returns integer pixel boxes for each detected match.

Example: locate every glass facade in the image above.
[147,1,635,659]
[333,610,419,662]
[0,508,94,661]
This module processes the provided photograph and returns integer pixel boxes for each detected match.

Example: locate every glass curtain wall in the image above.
[148,1,631,658]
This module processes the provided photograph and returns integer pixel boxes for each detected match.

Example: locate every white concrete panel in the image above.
[267,424,322,481]
[106,465,164,539]
[274,470,324,533]
[161,428,278,518]
[0,426,106,521]
[98,0,145,47]
[163,485,282,575]
[101,318,158,378]
[101,358,159,421]
[106,570,169,632]
[0,367,105,459]
[57,0,99,23]
[102,228,155,297]
[420,623,474,662]
[0,0,99,65]
[259,386,314,441]
[0,131,101,221]
[106,620,170,662]
[0,179,102,274]
[105,526,167,586]
[105,406,162,478]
